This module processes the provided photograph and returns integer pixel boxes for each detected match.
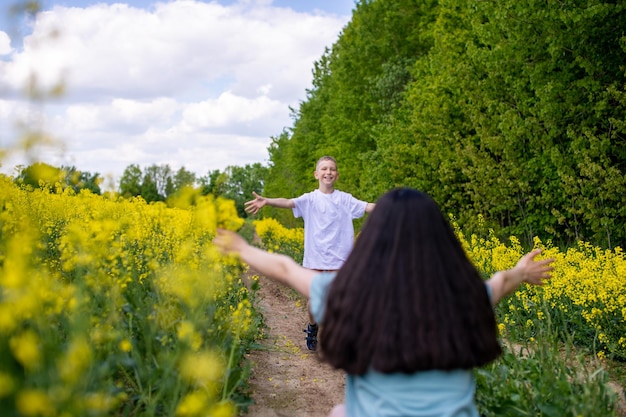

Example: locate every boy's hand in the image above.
[513,249,555,286]
[244,191,266,215]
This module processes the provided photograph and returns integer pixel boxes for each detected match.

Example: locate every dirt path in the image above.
[241,272,345,417]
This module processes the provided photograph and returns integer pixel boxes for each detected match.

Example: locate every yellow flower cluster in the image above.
[253,218,304,263]
[453,217,625,359]
[0,177,258,416]
[256,213,625,360]
[539,242,626,357]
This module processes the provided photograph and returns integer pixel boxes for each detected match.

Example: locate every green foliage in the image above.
[143,164,173,199]
[14,162,102,194]
[119,164,142,198]
[62,166,102,195]
[140,173,163,202]
[262,131,311,227]
[476,338,617,417]
[263,0,626,249]
[200,163,268,218]
[119,164,198,203]
[172,166,196,192]
[264,0,439,209]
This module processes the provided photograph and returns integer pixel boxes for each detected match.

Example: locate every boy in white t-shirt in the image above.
[245,156,375,350]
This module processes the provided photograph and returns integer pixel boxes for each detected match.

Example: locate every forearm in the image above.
[486,270,523,306]
[487,249,554,305]
[265,198,295,209]
[238,245,311,297]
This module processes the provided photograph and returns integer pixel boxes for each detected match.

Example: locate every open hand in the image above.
[244,191,266,215]
[515,249,555,286]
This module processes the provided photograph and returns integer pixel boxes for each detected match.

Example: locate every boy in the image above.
[244,156,375,350]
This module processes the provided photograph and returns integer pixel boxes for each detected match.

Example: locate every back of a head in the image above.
[319,188,502,375]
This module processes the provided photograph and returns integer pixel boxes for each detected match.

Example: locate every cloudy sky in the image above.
[0,0,354,189]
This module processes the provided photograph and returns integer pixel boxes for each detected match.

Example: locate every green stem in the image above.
[221,335,239,401]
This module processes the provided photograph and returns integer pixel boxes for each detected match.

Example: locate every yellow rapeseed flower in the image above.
[0,304,17,334]
[209,400,236,417]
[83,391,118,413]
[16,389,54,417]
[9,330,42,371]
[119,338,132,353]
[58,337,94,384]
[176,390,208,416]
[179,351,224,389]
[0,372,15,397]
[177,321,203,351]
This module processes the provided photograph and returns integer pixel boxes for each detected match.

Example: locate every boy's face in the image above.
[314,159,338,186]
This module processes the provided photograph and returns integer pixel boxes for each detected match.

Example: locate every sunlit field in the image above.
[0,178,260,416]
[1,178,623,416]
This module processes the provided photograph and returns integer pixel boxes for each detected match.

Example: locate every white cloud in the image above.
[0,31,11,55]
[180,91,285,131]
[0,0,350,186]
[61,97,179,133]
[3,1,344,100]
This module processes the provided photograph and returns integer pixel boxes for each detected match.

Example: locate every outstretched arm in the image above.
[244,191,295,215]
[487,249,555,305]
[365,202,375,214]
[213,228,316,298]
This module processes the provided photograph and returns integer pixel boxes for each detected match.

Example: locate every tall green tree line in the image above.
[264,0,626,249]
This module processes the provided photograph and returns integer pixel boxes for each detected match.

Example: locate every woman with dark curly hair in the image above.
[214,187,554,417]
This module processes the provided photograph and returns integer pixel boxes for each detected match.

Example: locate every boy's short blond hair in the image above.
[316,156,337,169]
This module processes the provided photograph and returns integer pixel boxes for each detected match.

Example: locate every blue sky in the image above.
[0,0,355,189]
[35,0,355,15]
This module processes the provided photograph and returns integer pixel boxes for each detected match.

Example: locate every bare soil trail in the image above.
[241,271,345,417]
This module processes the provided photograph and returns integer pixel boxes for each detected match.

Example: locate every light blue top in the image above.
[309,272,482,417]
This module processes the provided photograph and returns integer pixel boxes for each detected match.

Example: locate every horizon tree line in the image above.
[11,161,268,218]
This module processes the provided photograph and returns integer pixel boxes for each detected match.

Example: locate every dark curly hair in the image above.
[319,188,502,375]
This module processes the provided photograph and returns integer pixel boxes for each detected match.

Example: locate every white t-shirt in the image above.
[292,189,367,270]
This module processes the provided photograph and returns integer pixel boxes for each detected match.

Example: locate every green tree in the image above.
[140,173,163,203]
[173,167,196,191]
[263,131,313,227]
[415,0,626,247]
[266,0,626,248]
[143,164,172,199]
[14,162,65,191]
[119,164,143,198]
[121,164,198,202]
[15,163,102,194]
[206,163,268,218]
[62,165,102,195]
[200,169,227,196]
[265,0,439,207]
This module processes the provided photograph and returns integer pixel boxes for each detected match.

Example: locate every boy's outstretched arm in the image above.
[487,249,555,305]
[213,228,316,298]
[244,191,295,215]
